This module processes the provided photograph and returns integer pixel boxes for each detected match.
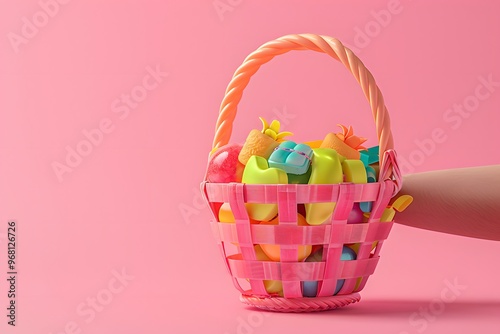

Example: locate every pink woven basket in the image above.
[201,34,402,312]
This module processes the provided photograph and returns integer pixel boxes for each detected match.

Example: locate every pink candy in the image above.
[206,143,245,183]
[347,203,365,224]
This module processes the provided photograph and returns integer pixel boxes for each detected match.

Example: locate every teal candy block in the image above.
[360,145,379,166]
[268,141,312,175]
[360,166,377,213]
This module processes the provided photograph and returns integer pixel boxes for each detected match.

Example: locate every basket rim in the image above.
[202,179,395,204]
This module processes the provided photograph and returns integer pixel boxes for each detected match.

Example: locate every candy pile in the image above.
[206,117,412,297]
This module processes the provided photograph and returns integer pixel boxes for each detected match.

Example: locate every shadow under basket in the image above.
[200,34,403,312]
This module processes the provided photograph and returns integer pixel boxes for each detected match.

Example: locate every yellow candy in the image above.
[254,245,283,294]
[259,214,312,261]
[380,208,396,223]
[360,194,415,224]
[341,159,367,183]
[218,203,235,223]
[380,194,414,222]
[218,203,259,224]
[242,156,288,221]
[305,148,343,225]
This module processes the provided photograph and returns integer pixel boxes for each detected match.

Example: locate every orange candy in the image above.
[320,124,367,160]
[218,203,259,224]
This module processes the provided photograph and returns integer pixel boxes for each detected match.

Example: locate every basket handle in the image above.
[211,33,394,165]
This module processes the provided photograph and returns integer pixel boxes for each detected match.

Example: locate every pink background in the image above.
[1,0,500,333]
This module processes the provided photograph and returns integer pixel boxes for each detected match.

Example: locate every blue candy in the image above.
[302,246,357,297]
[268,141,312,175]
[359,145,380,167]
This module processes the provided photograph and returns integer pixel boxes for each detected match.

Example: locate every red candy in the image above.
[206,143,245,183]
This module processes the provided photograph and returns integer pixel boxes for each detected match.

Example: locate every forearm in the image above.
[395,165,500,241]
